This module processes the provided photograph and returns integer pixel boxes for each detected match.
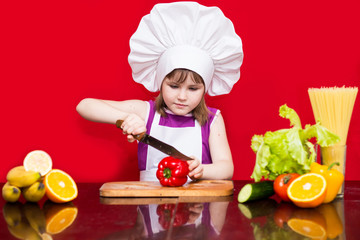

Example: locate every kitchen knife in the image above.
[116,120,192,161]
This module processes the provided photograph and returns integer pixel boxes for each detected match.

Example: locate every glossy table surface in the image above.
[1,181,359,240]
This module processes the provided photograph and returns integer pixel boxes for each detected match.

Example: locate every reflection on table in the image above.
[2,200,78,240]
[101,201,229,240]
[238,199,345,240]
[0,181,359,240]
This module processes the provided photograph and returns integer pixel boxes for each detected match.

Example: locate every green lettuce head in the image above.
[250,104,340,182]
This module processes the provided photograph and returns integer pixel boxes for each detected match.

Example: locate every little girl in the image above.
[76,2,243,181]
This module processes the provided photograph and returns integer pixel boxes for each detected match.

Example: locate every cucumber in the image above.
[238,198,277,219]
[238,181,274,203]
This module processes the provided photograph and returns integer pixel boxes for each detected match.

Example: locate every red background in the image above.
[1,0,359,182]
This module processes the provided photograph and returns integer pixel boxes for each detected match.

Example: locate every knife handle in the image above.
[115,120,146,141]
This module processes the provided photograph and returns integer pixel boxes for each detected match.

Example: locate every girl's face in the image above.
[161,74,205,115]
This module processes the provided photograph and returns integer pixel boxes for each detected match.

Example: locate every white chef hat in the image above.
[128,1,243,96]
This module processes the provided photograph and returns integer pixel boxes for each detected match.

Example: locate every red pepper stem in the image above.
[163,168,172,179]
[328,162,340,171]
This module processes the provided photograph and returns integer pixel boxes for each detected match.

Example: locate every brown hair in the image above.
[155,69,210,125]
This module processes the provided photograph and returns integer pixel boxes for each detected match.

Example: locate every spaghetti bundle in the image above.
[308,86,358,145]
[309,86,357,195]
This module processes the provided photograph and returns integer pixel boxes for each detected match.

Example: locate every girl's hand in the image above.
[187,203,204,224]
[120,113,146,143]
[187,156,203,180]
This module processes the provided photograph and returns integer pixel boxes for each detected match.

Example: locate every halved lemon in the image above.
[24,150,52,176]
[44,169,78,203]
[41,233,53,240]
[287,173,327,208]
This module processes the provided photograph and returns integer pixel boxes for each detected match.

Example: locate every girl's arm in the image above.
[188,113,234,180]
[76,98,148,136]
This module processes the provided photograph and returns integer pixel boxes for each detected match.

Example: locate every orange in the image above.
[44,169,78,203]
[288,218,327,240]
[291,208,327,230]
[44,201,78,234]
[287,173,327,208]
[289,208,327,239]
[24,150,52,176]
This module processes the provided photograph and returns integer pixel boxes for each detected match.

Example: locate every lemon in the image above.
[24,150,52,176]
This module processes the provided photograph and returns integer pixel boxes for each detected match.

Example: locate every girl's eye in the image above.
[189,87,198,91]
[169,84,179,89]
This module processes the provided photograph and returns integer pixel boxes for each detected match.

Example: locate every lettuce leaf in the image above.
[250,104,340,182]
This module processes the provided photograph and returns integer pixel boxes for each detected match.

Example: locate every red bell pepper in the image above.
[156,203,190,229]
[156,156,189,187]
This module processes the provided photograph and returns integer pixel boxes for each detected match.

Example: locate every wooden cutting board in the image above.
[99,180,234,197]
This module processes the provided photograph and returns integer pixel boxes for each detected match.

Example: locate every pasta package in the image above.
[308,86,358,145]
[308,86,358,190]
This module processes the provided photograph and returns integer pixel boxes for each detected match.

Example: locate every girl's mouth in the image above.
[175,103,187,108]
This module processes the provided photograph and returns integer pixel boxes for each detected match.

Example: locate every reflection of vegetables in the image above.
[156,203,190,229]
[273,203,296,228]
[310,162,344,203]
[274,173,300,202]
[238,199,277,219]
[238,181,274,203]
[251,104,340,182]
[317,203,343,239]
[250,201,344,240]
[290,208,326,229]
[287,208,327,239]
[251,217,306,240]
[156,157,189,187]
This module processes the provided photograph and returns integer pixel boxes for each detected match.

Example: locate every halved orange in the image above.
[288,218,327,239]
[290,208,327,230]
[44,169,78,203]
[24,150,53,176]
[44,201,78,234]
[287,173,327,208]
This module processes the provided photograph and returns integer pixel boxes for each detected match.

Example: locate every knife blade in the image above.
[116,120,192,161]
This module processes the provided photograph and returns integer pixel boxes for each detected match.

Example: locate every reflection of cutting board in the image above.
[99,180,233,197]
[100,195,234,205]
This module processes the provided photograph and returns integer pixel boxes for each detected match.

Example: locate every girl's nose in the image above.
[177,88,187,100]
